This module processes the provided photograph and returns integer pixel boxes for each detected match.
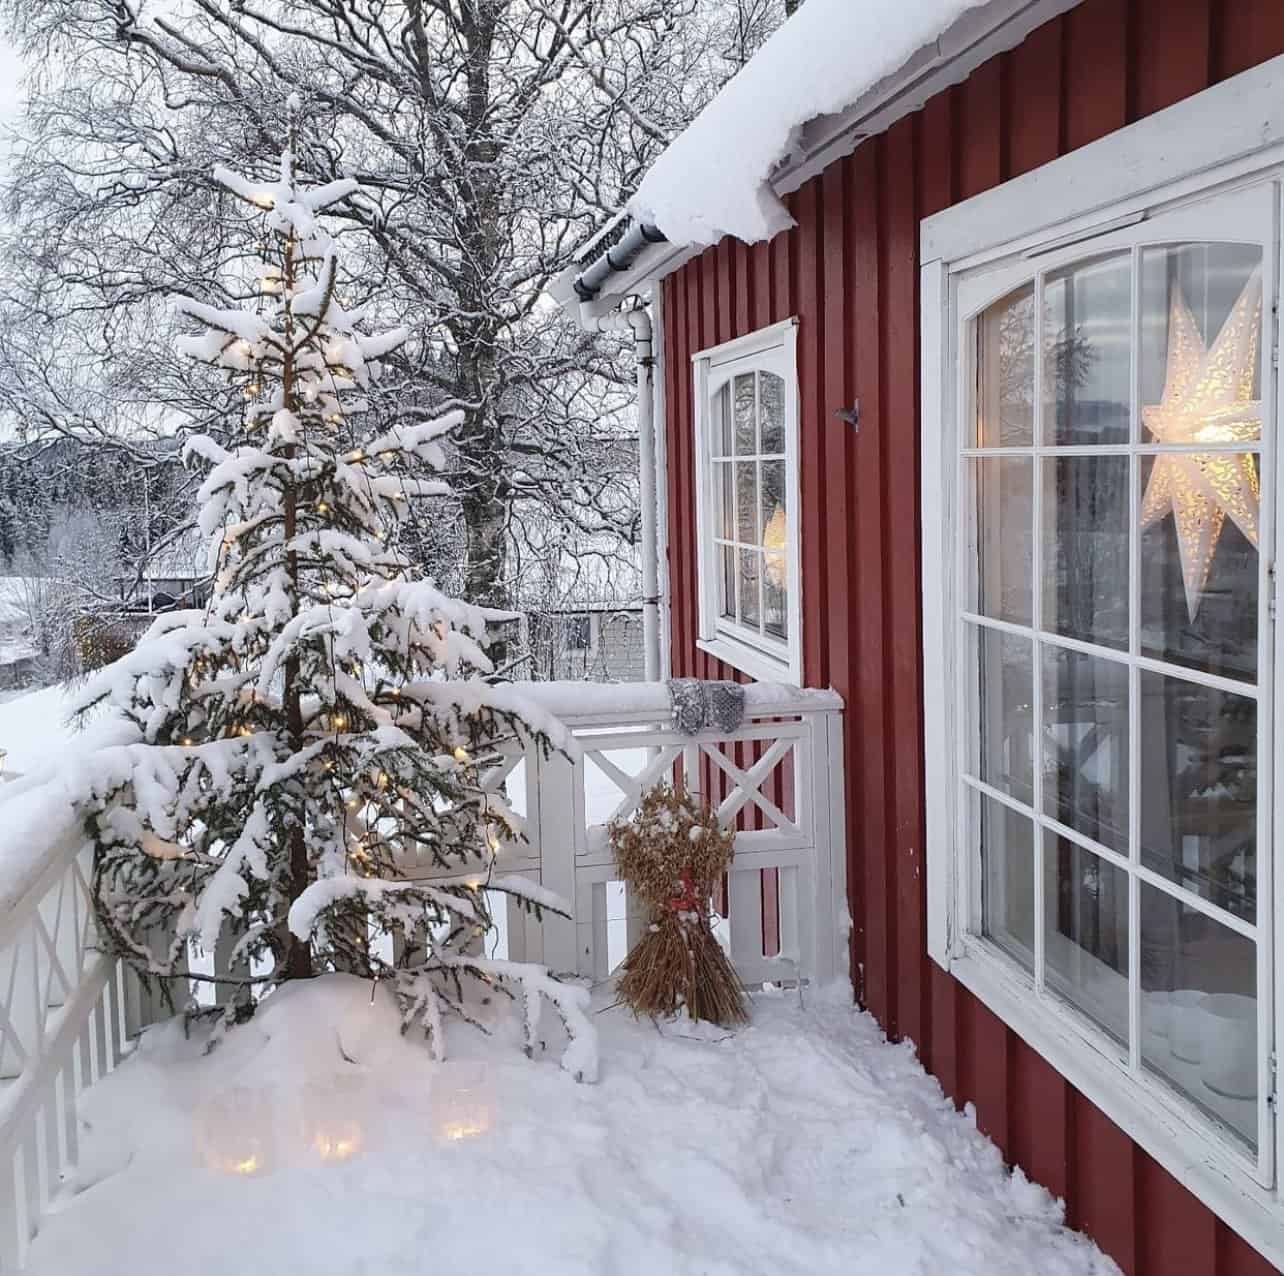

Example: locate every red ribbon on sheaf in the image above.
[667,870,704,916]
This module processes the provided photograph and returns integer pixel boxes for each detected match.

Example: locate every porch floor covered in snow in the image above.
[24,976,1116,1276]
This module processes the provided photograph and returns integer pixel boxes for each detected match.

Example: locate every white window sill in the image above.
[696,632,798,685]
[944,940,1284,1270]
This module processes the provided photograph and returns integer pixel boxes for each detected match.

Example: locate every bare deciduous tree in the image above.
[0,1,790,616]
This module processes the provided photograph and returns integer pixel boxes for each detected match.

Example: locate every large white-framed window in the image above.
[922,60,1284,1267]
[692,318,803,683]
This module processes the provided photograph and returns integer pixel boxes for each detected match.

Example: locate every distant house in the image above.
[555,0,1284,1272]
[0,579,37,691]
[508,532,646,682]
[114,531,212,615]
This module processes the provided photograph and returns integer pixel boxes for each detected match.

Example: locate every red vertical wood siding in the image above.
[660,2,1284,1272]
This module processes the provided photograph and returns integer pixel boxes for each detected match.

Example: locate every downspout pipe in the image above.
[591,307,660,681]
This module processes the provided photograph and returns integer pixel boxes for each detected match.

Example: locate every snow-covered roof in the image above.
[630,0,986,248]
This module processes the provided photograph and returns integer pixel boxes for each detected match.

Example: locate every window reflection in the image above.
[1043,254,1131,446]
[1141,884,1257,1149]
[1139,672,1255,921]
[1043,455,1129,649]
[976,285,1034,447]
[1045,833,1129,1047]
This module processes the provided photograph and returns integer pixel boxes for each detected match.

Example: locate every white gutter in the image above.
[591,306,661,681]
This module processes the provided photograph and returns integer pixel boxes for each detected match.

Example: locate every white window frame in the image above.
[922,55,1284,1270]
[692,318,803,683]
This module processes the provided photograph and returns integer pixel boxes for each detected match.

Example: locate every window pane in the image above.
[1043,454,1129,649]
[764,553,787,638]
[1045,832,1129,1048]
[1140,243,1263,447]
[715,383,734,456]
[972,458,1032,624]
[1139,672,1255,922]
[1042,647,1128,853]
[971,625,1034,806]
[762,463,788,639]
[760,372,785,454]
[761,460,786,536]
[719,546,735,621]
[1139,451,1260,682]
[715,461,734,540]
[1042,253,1131,446]
[734,373,756,455]
[736,461,758,543]
[978,791,1034,974]
[975,284,1034,447]
[738,549,760,628]
[1140,883,1257,1150]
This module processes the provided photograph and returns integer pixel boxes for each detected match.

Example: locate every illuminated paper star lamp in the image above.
[1140,268,1262,621]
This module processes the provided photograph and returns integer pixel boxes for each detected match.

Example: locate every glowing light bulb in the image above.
[317,501,330,515]
[453,746,469,763]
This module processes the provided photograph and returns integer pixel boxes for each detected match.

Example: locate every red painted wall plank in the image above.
[1008,1045,1070,1203]
[883,113,928,1054]
[1005,16,1064,178]
[850,140,892,1028]
[964,996,1011,1160]
[957,57,1002,198]
[795,181,827,688]
[1063,0,1127,150]
[1133,0,1212,119]
[1070,1099,1137,1275]
[1136,1155,1218,1276]
[1216,1,1284,79]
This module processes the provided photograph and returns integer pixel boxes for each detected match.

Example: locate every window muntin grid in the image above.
[710,369,789,642]
[958,221,1273,1166]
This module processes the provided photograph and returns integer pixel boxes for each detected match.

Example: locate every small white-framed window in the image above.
[923,106,1284,1260]
[692,318,802,683]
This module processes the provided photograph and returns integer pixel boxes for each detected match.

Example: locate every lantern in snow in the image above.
[300,1078,366,1166]
[196,1086,276,1177]
[431,1063,493,1144]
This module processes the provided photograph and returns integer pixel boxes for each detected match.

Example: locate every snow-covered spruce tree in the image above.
[76,120,596,1081]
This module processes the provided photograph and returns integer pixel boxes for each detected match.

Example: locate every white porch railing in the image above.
[0,681,846,1268]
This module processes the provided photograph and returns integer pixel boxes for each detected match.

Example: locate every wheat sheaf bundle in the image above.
[608,783,748,1027]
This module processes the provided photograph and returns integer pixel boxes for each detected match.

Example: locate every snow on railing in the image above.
[0,680,846,1268]
[0,820,152,1271]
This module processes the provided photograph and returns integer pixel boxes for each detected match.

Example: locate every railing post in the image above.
[807,706,848,985]
[533,747,579,975]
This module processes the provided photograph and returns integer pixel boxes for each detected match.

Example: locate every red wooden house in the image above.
[553,0,1284,1271]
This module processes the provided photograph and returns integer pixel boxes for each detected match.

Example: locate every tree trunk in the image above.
[279,202,313,982]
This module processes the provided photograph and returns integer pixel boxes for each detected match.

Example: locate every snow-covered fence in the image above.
[446,682,849,988]
[0,824,146,1271]
[0,681,846,1268]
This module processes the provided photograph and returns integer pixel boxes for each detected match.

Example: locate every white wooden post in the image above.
[533,748,578,974]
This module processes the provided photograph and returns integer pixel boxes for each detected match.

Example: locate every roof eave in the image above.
[559,0,1084,315]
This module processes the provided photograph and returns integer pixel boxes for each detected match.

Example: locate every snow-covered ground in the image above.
[26,976,1116,1276]
[0,681,98,776]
